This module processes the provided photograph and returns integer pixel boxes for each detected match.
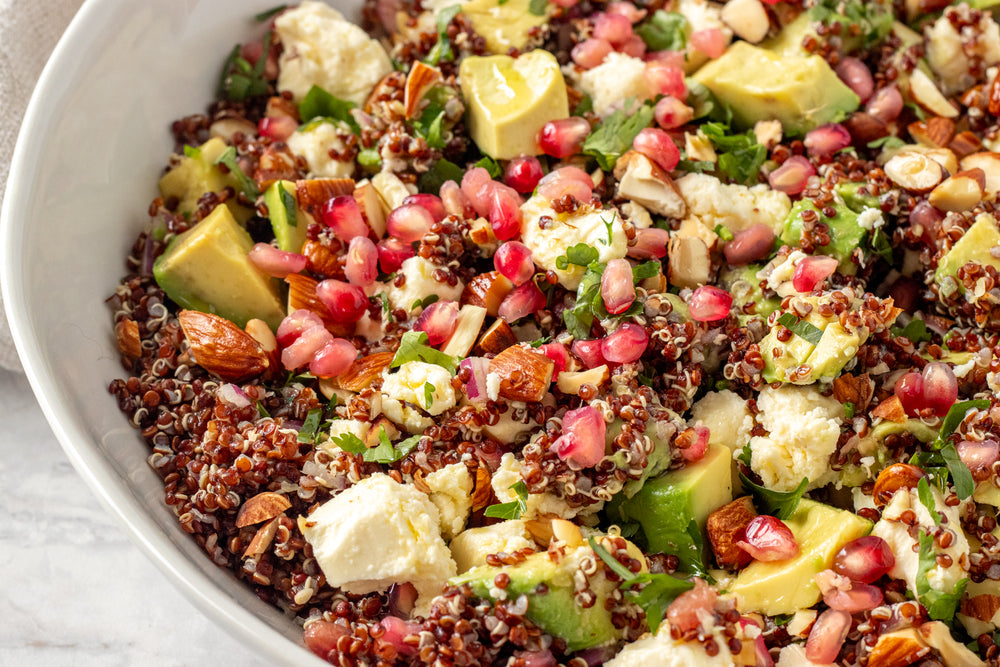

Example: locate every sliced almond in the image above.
[721,0,770,43]
[677,217,719,251]
[883,151,945,192]
[338,351,394,392]
[442,305,488,358]
[474,319,518,356]
[962,593,1000,623]
[372,171,415,211]
[404,61,442,119]
[871,395,907,424]
[949,131,983,159]
[471,464,494,512]
[115,318,142,359]
[868,629,930,667]
[667,235,710,289]
[908,69,959,119]
[462,271,514,317]
[178,310,270,383]
[524,519,554,546]
[242,517,280,558]
[873,462,925,507]
[254,145,299,188]
[908,117,955,148]
[300,239,342,278]
[641,268,668,294]
[551,518,584,547]
[753,119,782,149]
[488,345,555,403]
[832,372,874,411]
[960,152,1000,194]
[614,151,687,219]
[706,496,757,569]
[365,417,399,449]
[556,365,610,395]
[236,491,292,528]
[245,318,277,353]
[295,178,355,218]
[928,169,986,212]
[354,179,387,238]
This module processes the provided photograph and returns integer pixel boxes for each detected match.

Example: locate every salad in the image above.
[107,0,1000,664]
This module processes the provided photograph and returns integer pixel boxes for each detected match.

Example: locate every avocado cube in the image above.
[780,199,868,266]
[459,0,548,56]
[761,326,817,384]
[693,42,859,136]
[804,322,863,382]
[264,180,306,253]
[153,204,286,330]
[727,499,871,615]
[608,445,733,573]
[159,137,252,222]
[933,213,1000,290]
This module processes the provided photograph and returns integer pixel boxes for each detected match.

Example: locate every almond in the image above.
[928,168,986,212]
[488,345,555,403]
[884,152,944,192]
[404,61,442,119]
[720,0,770,43]
[245,318,277,353]
[115,318,142,359]
[868,630,929,667]
[873,463,926,507]
[832,373,873,411]
[265,95,299,122]
[949,131,983,159]
[254,145,299,188]
[285,273,353,337]
[468,217,498,247]
[961,152,1000,194]
[614,150,687,219]
[908,68,958,118]
[242,517,280,558]
[300,239,343,278]
[524,519,555,546]
[844,112,888,146]
[908,117,955,147]
[366,417,399,449]
[707,496,757,569]
[441,305,488,358]
[472,464,494,512]
[474,319,519,356]
[989,69,1000,117]
[236,491,292,528]
[961,593,1000,622]
[556,365,610,395]
[295,178,355,218]
[871,395,907,424]
[667,235,710,289]
[210,117,258,144]
[462,271,514,317]
[178,310,270,383]
[337,351,394,392]
[354,180,387,238]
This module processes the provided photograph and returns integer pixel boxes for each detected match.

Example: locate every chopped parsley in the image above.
[632,261,660,282]
[635,11,689,52]
[916,530,967,621]
[685,79,732,124]
[563,261,643,339]
[867,135,906,150]
[412,294,439,311]
[737,443,753,468]
[601,215,615,246]
[700,122,766,185]
[809,0,893,51]
[870,228,893,263]
[297,85,360,134]
[330,432,367,454]
[714,224,734,242]
[214,146,259,200]
[484,481,529,519]
[391,331,458,373]
[555,243,599,270]
[419,158,465,194]
[583,104,655,171]
[890,318,932,344]
[297,408,324,444]
[423,382,436,410]
[776,313,824,345]
[843,402,855,419]
[475,155,503,179]
[255,400,271,419]
[425,5,462,65]
[916,477,943,526]
[740,473,808,520]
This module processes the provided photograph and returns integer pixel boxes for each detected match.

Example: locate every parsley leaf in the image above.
[563,262,605,339]
[916,530,968,621]
[254,5,286,21]
[330,432,367,454]
[632,261,660,282]
[685,79,731,123]
[635,11,689,52]
[475,156,503,179]
[419,158,465,194]
[933,399,990,451]
[425,5,462,65]
[583,104,655,171]
[843,402,855,419]
[809,0,893,50]
[423,382,436,410]
[391,331,458,373]
[256,400,271,419]
[218,32,270,101]
[916,477,943,526]
[700,122,766,185]
[357,147,382,171]
[364,427,421,463]
[776,313,824,345]
[215,146,259,200]
[297,408,324,444]
[528,0,547,15]
[484,481,529,519]
[298,85,360,134]
[740,473,808,520]
[928,399,989,500]
[891,318,932,344]
[555,243,599,270]
[940,443,976,501]
[738,442,752,468]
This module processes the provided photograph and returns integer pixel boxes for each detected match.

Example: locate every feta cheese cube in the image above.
[675,172,791,236]
[286,121,354,179]
[424,463,474,540]
[576,52,653,118]
[384,256,465,317]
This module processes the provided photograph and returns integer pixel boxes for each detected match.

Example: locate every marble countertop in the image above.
[0,368,268,665]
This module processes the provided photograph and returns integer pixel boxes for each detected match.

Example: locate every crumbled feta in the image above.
[857,207,885,231]
[576,52,653,117]
[275,1,393,105]
[491,453,601,519]
[749,385,843,492]
[301,474,456,600]
[481,411,536,444]
[286,121,354,178]
[776,643,826,667]
[449,520,535,573]
[689,390,753,452]
[384,256,464,317]
[607,624,735,667]
[519,196,627,289]
[485,372,501,401]
[620,201,653,229]
[926,7,1000,95]
[676,173,791,235]
[317,419,371,457]
[424,463,473,540]
[380,361,457,436]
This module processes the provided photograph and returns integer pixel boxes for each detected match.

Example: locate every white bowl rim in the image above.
[1,1,324,663]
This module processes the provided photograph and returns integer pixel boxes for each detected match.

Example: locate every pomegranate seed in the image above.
[644,61,686,98]
[537,117,590,158]
[724,224,775,265]
[309,338,358,378]
[495,241,535,285]
[689,28,726,59]
[654,96,694,130]
[921,361,957,417]
[958,439,1000,473]
[387,203,433,243]
[320,196,369,242]
[678,426,709,462]
[824,582,883,612]
[258,115,298,141]
[440,180,475,219]
[768,155,815,195]
[402,193,446,223]
[376,237,414,274]
[619,35,647,58]
[376,617,420,657]
[344,236,378,287]
[601,259,636,315]
[281,324,333,371]
[688,286,733,322]
[572,38,614,69]
[572,339,605,368]
[461,357,490,402]
[593,12,634,46]
[836,57,874,102]
[248,243,308,278]
[805,609,851,664]
[498,281,546,323]
[791,255,839,292]
[551,405,607,467]
[666,579,717,634]
[461,167,495,217]
[607,1,646,22]
[276,309,325,347]
[866,85,903,123]
[737,516,799,561]
[644,49,686,68]
[413,300,459,345]
[537,166,594,203]
[489,185,522,241]
[833,536,895,584]
[894,371,925,416]
[804,123,852,157]
[315,279,368,324]
[304,620,350,658]
[505,156,545,193]
[601,323,648,363]
[633,128,680,172]
[540,343,570,375]
[628,227,669,259]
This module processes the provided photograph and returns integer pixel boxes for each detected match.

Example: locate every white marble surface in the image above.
[0,368,269,666]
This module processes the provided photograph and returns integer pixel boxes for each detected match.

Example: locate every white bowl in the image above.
[0,1,359,663]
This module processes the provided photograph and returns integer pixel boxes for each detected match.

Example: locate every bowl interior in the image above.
[1,1,363,663]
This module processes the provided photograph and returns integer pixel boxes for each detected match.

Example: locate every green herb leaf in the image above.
[298,408,324,444]
[357,147,382,170]
[214,146,260,200]
[916,477,943,526]
[685,79,731,123]
[700,123,765,185]
[475,156,503,179]
[573,93,594,117]
[425,4,462,65]
[529,336,551,348]
[867,135,906,150]
[218,32,271,102]
[298,85,360,134]
[423,382,436,410]
[378,292,392,315]
[714,224,734,242]
[933,399,990,451]
[330,432,367,454]
[279,186,298,228]
[562,262,605,339]
[412,294,439,311]
[870,228,893,263]
[738,443,752,468]
[842,402,855,420]
[940,443,976,501]
[363,427,421,463]
[183,144,201,159]
[255,400,271,419]
[635,11,689,52]
[391,331,458,373]
[916,530,968,621]
[556,243,600,270]
[583,104,655,171]
[601,215,615,246]
[419,158,465,194]
[890,318,932,344]
[528,0,547,15]
[254,5,287,21]
[632,261,660,282]
[484,481,529,519]
[776,313,824,345]
[809,0,893,50]
[740,473,808,520]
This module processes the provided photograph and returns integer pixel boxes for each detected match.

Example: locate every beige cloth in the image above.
[0,0,86,371]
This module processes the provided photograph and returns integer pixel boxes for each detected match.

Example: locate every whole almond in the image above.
[488,345,555,403]
[236,491,292,528]
[338,352,395,392]
[873,463,926,507]
[178,310,270,383]
[115,318,142,360]
[295,178,355,218]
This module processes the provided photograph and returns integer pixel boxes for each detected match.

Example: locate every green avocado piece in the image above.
[451,546,621,651]
[933,213,1000,291]
[159,137,252,222]
[780,198,869,266]
[607,445,733,574]
[692,41,859,136]
[727,499,872,615]
[264,180,306,253]
[153,204,286,330]
[718,264,780,322]
[460,0,549,55]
